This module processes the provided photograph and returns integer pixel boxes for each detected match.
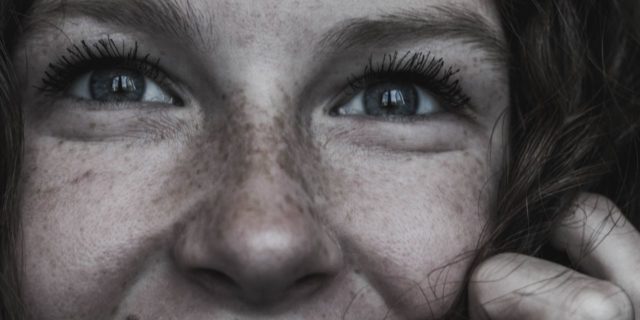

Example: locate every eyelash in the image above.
[39,41,469,118]
[342,51,471,113]
[38,38,168,95]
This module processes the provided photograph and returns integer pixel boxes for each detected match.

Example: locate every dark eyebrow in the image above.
[24,0,210,46]
[318,5,506,62]
[26,0,504,62]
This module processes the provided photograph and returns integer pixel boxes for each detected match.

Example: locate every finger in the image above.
[468,253,634,320]
[551,193,640,314]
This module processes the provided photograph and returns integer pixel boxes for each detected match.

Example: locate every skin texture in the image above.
[14,0,509,319]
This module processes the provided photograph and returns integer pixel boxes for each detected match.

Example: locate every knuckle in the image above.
[469,253,524,294]
[569,280,633,320]
[470,253,524,283]
[574,193,624,223]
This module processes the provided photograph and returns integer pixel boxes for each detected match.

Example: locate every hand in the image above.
[468,193,639,319]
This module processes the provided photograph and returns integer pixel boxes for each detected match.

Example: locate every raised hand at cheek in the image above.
[468,193,638,320]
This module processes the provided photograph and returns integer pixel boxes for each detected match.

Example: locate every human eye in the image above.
[38,38,183,107]
[330,51,471,121]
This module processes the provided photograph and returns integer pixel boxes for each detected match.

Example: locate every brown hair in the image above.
[1,1,34,318]
[445,0,640,318]
[1,0,639,319]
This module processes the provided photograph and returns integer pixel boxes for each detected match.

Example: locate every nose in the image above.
[173,166,342,306]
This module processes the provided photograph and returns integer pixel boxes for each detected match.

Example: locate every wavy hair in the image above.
[1,0,34,319]
[445,0,640,318]
[1,1,639,319]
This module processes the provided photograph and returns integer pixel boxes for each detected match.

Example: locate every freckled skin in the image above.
[16,0,508,319]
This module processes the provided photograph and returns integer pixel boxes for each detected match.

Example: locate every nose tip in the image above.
[179,223,342,306]
[218,228,341,305]
[174,180,342,306]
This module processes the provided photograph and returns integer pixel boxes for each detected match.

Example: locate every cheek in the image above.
[18,135,185,317]
[324,148,493,315]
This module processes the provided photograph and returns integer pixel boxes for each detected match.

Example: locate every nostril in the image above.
[294,273,324,286]
[291,273,331,294]
[192,268,239,292]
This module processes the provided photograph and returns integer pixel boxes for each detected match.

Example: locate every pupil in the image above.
[111,75,138,94]
[90,69,145,102]
[381,89,407,110]
[364,83,417,116]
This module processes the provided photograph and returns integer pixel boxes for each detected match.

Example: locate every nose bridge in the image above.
[222,67,313,205]
[215,59,313,236]
[223,157,314,236]
[223,95,320,238]
[224,88,307,212]
[213,89,318,257]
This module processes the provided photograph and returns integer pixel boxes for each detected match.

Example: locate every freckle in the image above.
[454,203,464,214]
[125,315,140,320]
[89,122,96,129]
[70,169,94,185]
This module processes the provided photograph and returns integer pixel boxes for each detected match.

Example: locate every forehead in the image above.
[27,0,504,60]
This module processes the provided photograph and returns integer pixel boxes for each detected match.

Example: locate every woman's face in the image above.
[15,0,508,318]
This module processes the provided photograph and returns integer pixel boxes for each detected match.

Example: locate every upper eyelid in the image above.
[38,38,165,91]
[36,38,188,106]
[339,51,471,111]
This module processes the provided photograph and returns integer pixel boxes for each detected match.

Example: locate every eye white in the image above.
[336,91,365,115]
[68,72,92,99]
[414,87,441,115]
[142,79,175,104]
[67,71,176,104]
